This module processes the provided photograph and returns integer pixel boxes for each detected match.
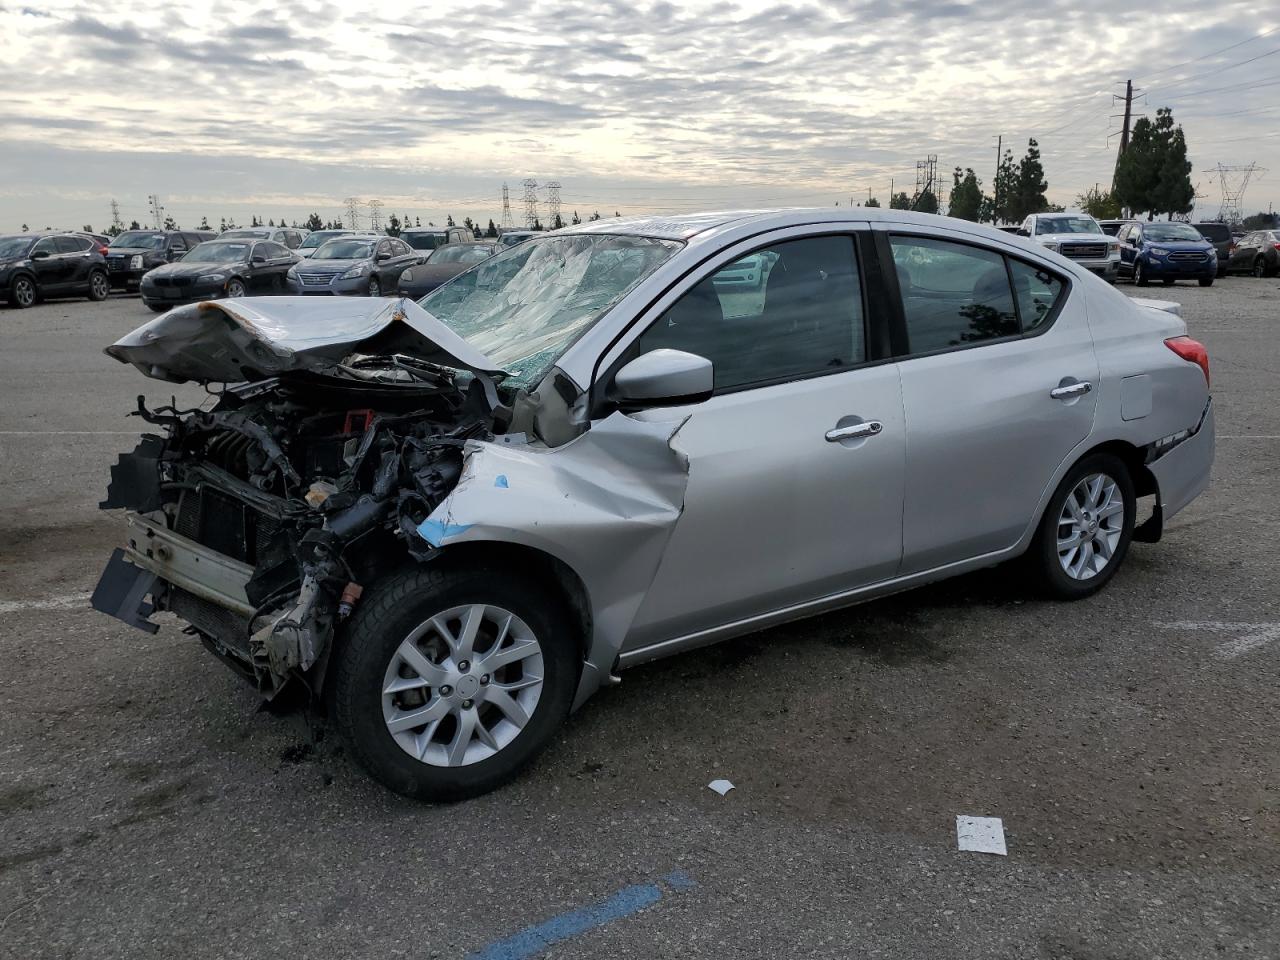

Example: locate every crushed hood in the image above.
[104,296,506,384]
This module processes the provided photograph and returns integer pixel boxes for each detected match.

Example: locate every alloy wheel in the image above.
[368,277,381,297]
[90,272,109,300]
[226,279,246,298]
[1056,473,1125,580]
[13,277,36,308]
[381,603,545,767]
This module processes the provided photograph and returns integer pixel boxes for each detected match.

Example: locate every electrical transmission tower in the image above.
[522,178,539,228]
[148,194,164,229]
[501,183,514,229]
[1215,163,1263,224]
[109,199,123,233]
[545,181,562,227]
[345,197,361,230]
[912,156,939,209]
[367,199,383,232]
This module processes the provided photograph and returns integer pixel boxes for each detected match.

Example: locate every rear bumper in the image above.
[1149,400,1214,521]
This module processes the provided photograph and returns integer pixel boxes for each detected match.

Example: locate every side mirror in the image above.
[31,249,50,260]
[376,252,391,261]
[611,349,714,409]
[1016,229,1030,237]
[251,255,266,265]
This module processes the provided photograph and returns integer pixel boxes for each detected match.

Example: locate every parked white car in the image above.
[1017,213,1121,282]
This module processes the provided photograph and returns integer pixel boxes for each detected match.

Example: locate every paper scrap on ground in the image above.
[956,815,1007,856]
[707,779,735,796]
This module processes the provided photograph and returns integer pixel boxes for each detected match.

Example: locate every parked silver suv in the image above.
[1018,213,1121,282]
[94,209,1214,800]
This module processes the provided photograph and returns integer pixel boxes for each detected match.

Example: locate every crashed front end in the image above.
[92,297,503,697]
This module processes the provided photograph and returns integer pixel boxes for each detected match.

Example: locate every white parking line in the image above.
[0,593,91,615]
[1158,621,1280,659]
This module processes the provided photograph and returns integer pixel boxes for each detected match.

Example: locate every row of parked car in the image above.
[0,222,534,310]
[1000,214,1279,287]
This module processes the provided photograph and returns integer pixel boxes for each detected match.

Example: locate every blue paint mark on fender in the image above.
[494,474,509,488]
[416,517,474,548]
[468,871,695,960]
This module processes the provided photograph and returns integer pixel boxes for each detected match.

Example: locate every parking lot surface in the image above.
[2,281,1278,959]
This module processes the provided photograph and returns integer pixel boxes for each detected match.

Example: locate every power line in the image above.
[545,181,562,227]
[500,183,513,229]
[522,178,538,228]
[344,197,361,230]
[367,199,383,232]
[1147,46,1280,96]
[1135,25,1280,82]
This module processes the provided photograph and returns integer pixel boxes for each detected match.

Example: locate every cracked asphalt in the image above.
[1,279,1277,959]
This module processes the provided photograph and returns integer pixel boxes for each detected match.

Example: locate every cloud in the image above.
[0,0,1275,231]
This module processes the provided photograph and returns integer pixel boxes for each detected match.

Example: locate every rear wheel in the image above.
[9,275,36,309]
[1255,258,1269,279]
[1198,277,1214,287]
[1134,260,1149,286]
[87,270,110,301]
[332,563,578,800]
[1027,453,1135,600]
[367,276,381,297]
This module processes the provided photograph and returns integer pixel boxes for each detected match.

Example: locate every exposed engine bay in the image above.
[96,349,500,697]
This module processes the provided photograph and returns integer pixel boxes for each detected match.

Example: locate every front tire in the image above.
[1134,260,1149,286]
[87,270,110,301]
[225,278,246,298]
[146,303,168,313]
[1027,453,1135,600]
[367,276,381,297]
[332,563,578,800]
[1255,258,1269,279]
[1198,277,1214,287]
[9,275,36,309]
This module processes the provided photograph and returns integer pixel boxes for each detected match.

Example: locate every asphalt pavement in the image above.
[1,280,1277,959]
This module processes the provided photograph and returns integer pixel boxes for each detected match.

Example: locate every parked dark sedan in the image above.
[1223,230,1280,277]
[396,241,498,297]
[285,236,417,296]
[0,233,110,308]
[139,239,297,312]
[105,229,215,291]
[1116,220,1217,286]
[1192,222,1234,277]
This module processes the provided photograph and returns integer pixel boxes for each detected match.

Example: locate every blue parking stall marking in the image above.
[468,871,696,960]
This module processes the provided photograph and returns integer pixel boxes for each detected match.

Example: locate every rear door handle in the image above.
[825,420,883,442]
[1050,381,1092,400]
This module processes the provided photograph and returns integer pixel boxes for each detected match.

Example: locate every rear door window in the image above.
[890,236,1018,353]
[56,236,89,253]
[1007,259,1066,332]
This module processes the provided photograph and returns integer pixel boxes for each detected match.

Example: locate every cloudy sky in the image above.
[0,1,1275,232]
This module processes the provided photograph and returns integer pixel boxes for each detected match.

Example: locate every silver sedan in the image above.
[95,209,1214,799]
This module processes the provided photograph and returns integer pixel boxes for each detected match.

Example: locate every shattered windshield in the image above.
[418,234,680,387]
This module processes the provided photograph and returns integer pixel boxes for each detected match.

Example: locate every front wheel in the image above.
[145,303,168,313]
[1198,277,1214,287]
[225,278,246,298]
[367,276,381,297]
[1027,454,1135,600]
[9,275,36,309]
[1255,258,1269,279]
[1134,261,1149,286]
[331,564,578,800]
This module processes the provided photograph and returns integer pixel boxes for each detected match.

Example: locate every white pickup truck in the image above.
[1017,212,1121,282]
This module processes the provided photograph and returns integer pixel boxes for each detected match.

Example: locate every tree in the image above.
[992,147,1018,223]
[1242,211,1279,230]
[82,223,94,233]
[1077,185,1122,220]
[552,213,564,229]
[589,210,601,221]
[163,214,178,230]
[21,223,28,231]
[463,216,475,233]
[865,197,881,208]
[913,189,939,214]
[889,192,912,210]
[486,219,498,238]
[250,215,260,227]
[571,210,582,224]
[614,211,620,218]
[446,214,455,227]
[220,218,227,232]
[1012,138,1048,222]
[532,218,544,230]
[128,220,141,230]
[268,218,275,227]
[1115,107,1194,220]
[385,213,402,237]
[282,216,290,228]
[305,212,323,231]
[948,168,984,221]
[415,216,421,227]
[199,216,211,230]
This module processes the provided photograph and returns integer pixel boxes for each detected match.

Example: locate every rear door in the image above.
[617,228,908,649]
[881,228,1097,573]
[1230,232,1258,271]
[30,237,68,290]
[56,235,94,289]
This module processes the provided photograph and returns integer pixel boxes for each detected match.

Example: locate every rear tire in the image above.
[1134,261,1149,286]
[331,563,579,800]
[9,275,36,309]
[1255,258,1270,279]
[1027,453,1135,600]
[87,270,110,301]
[367,276,381,297]
[1198,277,1214,287]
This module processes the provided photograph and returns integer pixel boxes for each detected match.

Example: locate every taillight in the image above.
[1272,242,1280,251]
[97,244,108,255]
[1165,336,1210,388]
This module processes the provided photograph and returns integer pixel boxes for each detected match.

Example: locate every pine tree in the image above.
[948,168,984,221]
[571,210,581,224]
[220,218,227,232]
[486,219,498,238]
[129,220,141,230]
[865,197,881,208]
[386,213,402,237]
[589,210,601,221]
[890,192,912,210]
[199,216,211,230]
[163,214,178,230]
[992,148,1018,223]
[1013,138,1048,221]
[552,214,564,229]
[446,214,456,227]
[415,216,421,227]
[913,189,939,214]
[268,219,275,227]
[305,212,323,231]
[463,216,475,233]
[1151,109,1194,220]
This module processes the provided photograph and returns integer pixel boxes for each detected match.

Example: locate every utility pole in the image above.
[367,199,383,232]
[148,194,164,230]
[522,178,539,229]
[545,181,562,228]
[345,197,361,230]
[109,199,123,233]
[501,183,514,230]
[992,134,1002,223]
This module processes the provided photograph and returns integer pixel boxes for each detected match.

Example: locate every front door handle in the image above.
[1050,381,1092,400]
[825,420,883,442]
